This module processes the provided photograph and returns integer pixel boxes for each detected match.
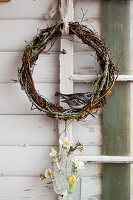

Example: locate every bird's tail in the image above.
[55,92,64,97]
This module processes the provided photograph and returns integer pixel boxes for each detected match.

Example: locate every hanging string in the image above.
[43,0,73,35]
[43,0,76,20]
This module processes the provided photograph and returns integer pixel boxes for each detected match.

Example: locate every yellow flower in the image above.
[68,175,76,183]
[40,173,45,180]
[63,141,68,145]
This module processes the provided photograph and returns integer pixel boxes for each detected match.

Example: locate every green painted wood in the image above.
[101,0,130,200]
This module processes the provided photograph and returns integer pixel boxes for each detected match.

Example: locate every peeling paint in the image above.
[96,134,102,145]
[88,194,102,200]
[97,164,102,174]
[24,189,31,192]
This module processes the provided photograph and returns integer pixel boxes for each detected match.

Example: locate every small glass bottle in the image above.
[52,159,67,196]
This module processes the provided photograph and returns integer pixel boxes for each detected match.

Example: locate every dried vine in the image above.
[18,21,118,120]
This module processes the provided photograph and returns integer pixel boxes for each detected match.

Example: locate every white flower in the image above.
[72,158,85,170]
[45,168,52,178]
[59,137,72,148]
[50,147,57,157]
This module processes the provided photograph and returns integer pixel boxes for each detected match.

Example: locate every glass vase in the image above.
[52,160,67,196]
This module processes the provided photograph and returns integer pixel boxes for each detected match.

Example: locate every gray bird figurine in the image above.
[55,92,93,110]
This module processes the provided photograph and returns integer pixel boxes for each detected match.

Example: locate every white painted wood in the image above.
[71,74,133,82]
[0,176,103,200]
[0,0,56,19]
[1,51,132,83]
[0,52,59,83]
[0,52,99,83]
[0,19,59,52]
[74,52,100,75]
[80,177,102,200]
[81,164,102,177]
[0,0,103,199]
[0,0,100,20]
[0,115,102,146]
[59,0,77,193]
[0,83,58,114]
[73,116,102,145]
[116,74,133,82]
[75,156,133,164]
[0,19,99,52]
[0,176,57,200]
[0,146,101,176]
[0,146,54,176]
[74,82,95,94]
[0,115,58,146]
[58,1,74,158]
[75,0,101,21]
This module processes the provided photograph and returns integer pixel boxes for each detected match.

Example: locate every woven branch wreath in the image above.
[18,22,118,120]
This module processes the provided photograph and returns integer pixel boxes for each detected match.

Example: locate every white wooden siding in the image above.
[0,52,99,83]
[0,176,102,200]
[0,0,102,199]
[0,20,100,52]
[0,0,100,19]
[0,146,101,176]
[0,177,57,200]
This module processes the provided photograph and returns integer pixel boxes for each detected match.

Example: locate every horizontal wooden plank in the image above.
[0,176,57,200]
[0,146,53,176]
[81,176,102,200]
[0,19,59,52]
[0,115,102,146]
[0,83,58,114]
[0,176,102,200]
[0,19,99,52]
[76,156,133,163]
[0,115,58,146]
[2,52,59,83]
[0,0,55,19]
[0,0,100,19]
[0,52,100,83]
[0,146,101,176]
[0,146,54,176]
[71,74,133,82]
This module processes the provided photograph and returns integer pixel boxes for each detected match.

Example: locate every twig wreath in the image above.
[18,21,118,120]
